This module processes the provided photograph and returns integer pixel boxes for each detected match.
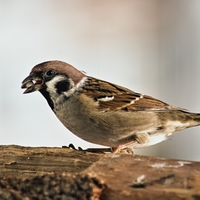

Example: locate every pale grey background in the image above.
[1,0,200,161]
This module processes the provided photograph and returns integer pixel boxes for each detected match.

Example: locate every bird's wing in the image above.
[82,77,175,111]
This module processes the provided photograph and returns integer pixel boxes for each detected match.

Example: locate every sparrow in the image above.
[21,60,200,153]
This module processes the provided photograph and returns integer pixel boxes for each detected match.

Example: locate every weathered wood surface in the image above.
[0,145,200,200]
[0,145,102,177]
[85,154,200,200]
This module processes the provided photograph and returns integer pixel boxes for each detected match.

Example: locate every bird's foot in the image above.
[112,145,134,154]
[63,144,112,153]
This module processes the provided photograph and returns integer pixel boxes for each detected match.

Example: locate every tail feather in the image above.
[185,111,200,127]
[176,110,200,129]
[157,110,200,133]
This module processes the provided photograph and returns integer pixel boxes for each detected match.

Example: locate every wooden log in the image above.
[85,154,200,200]
[0,145,102,177]
[0,145,200,199]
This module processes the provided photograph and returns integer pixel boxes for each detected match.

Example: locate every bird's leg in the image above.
[112,142,135,154]
[64,143,135,154]
[112,132,150,154]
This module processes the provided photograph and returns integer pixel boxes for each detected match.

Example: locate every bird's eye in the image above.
[45,69,54,77]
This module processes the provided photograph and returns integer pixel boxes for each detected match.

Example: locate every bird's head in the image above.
[21,60,86,109]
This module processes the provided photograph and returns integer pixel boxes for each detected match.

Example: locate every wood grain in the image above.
[1,145,200,200]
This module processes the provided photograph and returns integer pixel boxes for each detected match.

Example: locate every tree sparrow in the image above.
[21,61,200,153]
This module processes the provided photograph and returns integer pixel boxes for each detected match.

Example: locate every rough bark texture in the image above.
[0,145,200,200]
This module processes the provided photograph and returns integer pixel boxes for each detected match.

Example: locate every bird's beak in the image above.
[21,75,43,94]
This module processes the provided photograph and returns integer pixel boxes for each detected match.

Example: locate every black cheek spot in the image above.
[55,80,71,94]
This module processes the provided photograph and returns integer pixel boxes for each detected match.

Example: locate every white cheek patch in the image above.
[45,75,71,107]
[63,76,87,97]
[46,75,66,93]
[46,76,88,108]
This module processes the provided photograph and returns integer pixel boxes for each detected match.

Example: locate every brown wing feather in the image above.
[81,77,174,111]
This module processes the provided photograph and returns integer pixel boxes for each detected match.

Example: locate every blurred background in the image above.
[1,0,200,161]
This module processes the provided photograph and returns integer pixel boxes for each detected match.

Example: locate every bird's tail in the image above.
[180,110,200,128]
[157,110,200,132]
